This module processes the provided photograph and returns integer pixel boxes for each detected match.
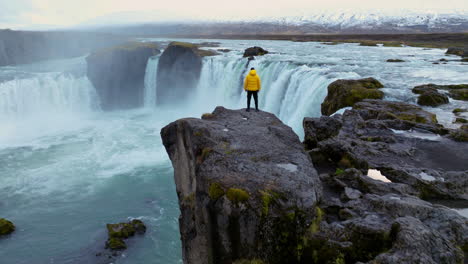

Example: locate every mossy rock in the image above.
[321,78,384,115]
[226,188,250,204]
[453,108,467,114]
[382,42,403,47]
[201,113,215,119]
[0,218,15,236]
[450,129,468,142]
[417,91,449,107]
[106,237,127,250]
[448,89,468,101]
[386,59,405,62]
[455,118,467,123]
[209,182,225,200]
[105,219,146,251]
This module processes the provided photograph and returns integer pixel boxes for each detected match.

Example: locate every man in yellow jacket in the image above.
[244,67,261,112]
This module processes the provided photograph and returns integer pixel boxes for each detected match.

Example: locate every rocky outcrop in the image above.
[0,218,15,236]
[106,219,146,251]
[243,47,269,57]
[315,169,467,264]
[413,84,468,101]
[446,47,468,57]
[321,78,384,115]
[161,107,322,264]
[0,29,127,66]
[305,99,467,201]
[86,42,160,110]
[156,42,216,104]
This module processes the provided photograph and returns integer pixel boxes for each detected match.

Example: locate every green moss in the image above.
[259,189,284,216]
[309,207,324,234]
[209,183,225,200]
[344,87,384,106]
[106,237,127,250]
[201,113,214,119]
[453,108,466,114]
[338,156,353,168]
[455,118,468,123]
[107,223,136,239]
[397,113,429,124]
[193,131,203,137]
[233,259,264,264]
[0,218,15,236]
[226,188,250,204]
[335,168,345,175]
[383,42,403,47]
[170,41,197,48]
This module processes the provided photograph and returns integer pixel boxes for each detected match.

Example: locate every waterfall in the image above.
[193,56,333,136]
[0,73,99,119]
[144,56,159,108]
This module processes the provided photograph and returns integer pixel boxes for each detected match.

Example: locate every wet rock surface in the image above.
[105,219,146,250]
[306,99,467,200]
[321,78,384,115]
[86,42,160,110]
[163,105,467,264]
[161,107,322,264]
[0,218,15,236]
[243,46,269,57]
[156,42,215,104]
[413,84,468,101]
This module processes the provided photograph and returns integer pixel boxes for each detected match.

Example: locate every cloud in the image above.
[1,0,468,29]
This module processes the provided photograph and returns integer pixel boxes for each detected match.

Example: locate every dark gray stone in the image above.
[86,42,159,110]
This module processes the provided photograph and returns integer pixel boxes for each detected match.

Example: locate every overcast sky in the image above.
[1,0,468,29]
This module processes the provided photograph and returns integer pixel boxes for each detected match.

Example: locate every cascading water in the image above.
[144,56,160,108]
[0,73,99,119]
[2,38,468,264]
[191,56,333,136]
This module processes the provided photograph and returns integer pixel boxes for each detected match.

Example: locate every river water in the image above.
[0,38,467,263]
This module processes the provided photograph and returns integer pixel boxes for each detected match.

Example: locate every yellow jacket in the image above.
[244,70,261,91]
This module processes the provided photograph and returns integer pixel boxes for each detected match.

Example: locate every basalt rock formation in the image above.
[446,47,468,58]
[163,105,468,264]
[156,42,216,104]
[86,42,160,110]
[321,78,384,115]
[243,47,269,57]
[161,107,322,264]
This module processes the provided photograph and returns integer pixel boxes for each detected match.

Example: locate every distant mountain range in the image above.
[79,11,468,35]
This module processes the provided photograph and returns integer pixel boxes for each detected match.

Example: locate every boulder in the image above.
[243,47,269,57]
[305,99,468,200]
[86,42,159,110]
[161,107,322,264]
[156,42,216,104]
[413,84,468,101]
[386,59,405,62]
[417,91,449,107]
[0,218,15,236]
[321,78,384,116]
[105,219,146,251]
[446,47,468,57]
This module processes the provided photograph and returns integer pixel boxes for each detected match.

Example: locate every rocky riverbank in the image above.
[162,100,467,263]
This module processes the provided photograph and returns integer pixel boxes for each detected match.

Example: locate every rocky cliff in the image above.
[156,42,216,105]
[161,107,322,264]
[0,29,127,66]
[86,42,160,110]
[162,105,467,264]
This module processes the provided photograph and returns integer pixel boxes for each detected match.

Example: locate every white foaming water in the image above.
[2,38,468,264]
[0,73,99,119]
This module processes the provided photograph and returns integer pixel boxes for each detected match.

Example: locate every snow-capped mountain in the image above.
[79,10,468,34]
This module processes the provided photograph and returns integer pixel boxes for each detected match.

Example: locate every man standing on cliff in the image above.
[244,67,261,112]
